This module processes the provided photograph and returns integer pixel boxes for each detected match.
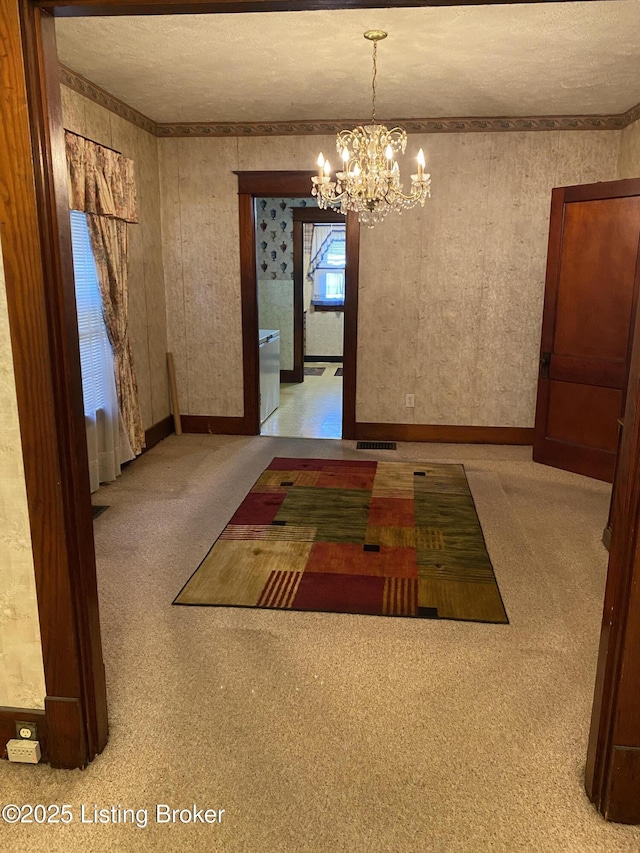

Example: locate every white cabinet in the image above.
[259,329,280,423]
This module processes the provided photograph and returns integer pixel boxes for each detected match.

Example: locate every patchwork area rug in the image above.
[304,367,325,376]
[334,368,344,376]
[174,458,508,623]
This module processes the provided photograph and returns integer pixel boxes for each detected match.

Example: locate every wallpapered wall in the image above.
[0,235,46,709]
[159,130,619,424]
[257,197,315,371]
[60,85,170,432]
[0,112,637,710]
[618,118,640,179]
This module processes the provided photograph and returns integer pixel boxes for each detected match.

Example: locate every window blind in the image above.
[70,210,110,416]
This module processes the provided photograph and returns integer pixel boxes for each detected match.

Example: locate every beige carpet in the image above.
[2,435,640,852]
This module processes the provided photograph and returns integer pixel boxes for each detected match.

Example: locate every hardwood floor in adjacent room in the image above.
[261,362,343,439]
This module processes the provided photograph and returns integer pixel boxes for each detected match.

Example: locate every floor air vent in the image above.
[356,441,397,450]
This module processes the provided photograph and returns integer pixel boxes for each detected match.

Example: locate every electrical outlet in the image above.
[405,394,415,408]
[7,739,41,764]
[16,721,37,741]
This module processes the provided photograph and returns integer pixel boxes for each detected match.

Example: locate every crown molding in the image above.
[155,114,633,136]
[60,64,640,138]
[59,64,157,135]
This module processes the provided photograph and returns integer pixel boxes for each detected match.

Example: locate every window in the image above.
[70,211,131,492]
[70,210,113,416]
[310,225,346,309]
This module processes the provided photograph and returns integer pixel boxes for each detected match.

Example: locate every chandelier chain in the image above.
[371,41,377,124]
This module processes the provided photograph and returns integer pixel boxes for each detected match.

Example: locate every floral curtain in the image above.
[65,131,144,455]
[65,131,138,224]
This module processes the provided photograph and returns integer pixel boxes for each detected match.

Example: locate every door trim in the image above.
[292,207,345,383]
[236,172,359,438]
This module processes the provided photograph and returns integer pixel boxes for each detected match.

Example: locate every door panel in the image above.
[534,181,640,483]
[554,199,640,361]
[547,382,621,451]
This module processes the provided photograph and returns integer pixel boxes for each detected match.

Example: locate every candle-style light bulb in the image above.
[417,148,425,178]
[324,160,331,176]
[341,147,350,176]
[353,163,361,177]
[385,144,393,162]
[317,153,325,181]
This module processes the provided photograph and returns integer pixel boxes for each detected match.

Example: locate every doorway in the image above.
[258,203,346,438]
[236,172,360,440]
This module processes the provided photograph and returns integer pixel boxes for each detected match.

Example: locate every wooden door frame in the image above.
[292,207,346,382]
[236,172,359,438]
[585,254,640,823]
[5,0,640,814]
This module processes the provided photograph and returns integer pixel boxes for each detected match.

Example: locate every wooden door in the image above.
[534,179,640,482]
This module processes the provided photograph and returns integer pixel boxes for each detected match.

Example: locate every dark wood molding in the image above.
[0,707,48,762]
[342,212,360,440]
[292,206,345,380]
[238,191,261,435]
[280,369,299,383]
[313,303,345,312]
[305,355,343,363]
[1,1,107,768]
[26,7,108,762]
[181,415,254,435]
[44,696,86,769]
[586,256,640,822]
[292,208,345,224]
[39,0,615,16]
[237,171,359,440]
[292,220,304,384]
[235,171,315,197]
[561,177,640,203]
[354,423,534,444]
[144,415,174,450]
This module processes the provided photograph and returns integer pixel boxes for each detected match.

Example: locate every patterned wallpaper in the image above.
[0,236,46,709]
[256,197,317,281]
[617,117,640,179]
[256,198,318,371]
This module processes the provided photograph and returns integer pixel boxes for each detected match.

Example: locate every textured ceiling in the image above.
[55,2,640,124]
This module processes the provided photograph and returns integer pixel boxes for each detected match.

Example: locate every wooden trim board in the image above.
[181,415,254,435]
[354,423,534,445]
[144,415,174,451]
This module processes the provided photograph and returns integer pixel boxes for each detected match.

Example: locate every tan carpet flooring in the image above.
[3,435,640,852]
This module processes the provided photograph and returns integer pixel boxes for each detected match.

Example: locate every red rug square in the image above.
[315,469,377,490]
[368,497,415,527]
[292,572,385,615]
[306,542,418,578]
[229,491,286,525]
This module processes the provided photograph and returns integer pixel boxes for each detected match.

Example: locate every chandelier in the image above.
[312,30,431,227]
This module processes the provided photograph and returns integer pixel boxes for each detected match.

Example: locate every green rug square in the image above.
[274,486,371,543]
